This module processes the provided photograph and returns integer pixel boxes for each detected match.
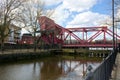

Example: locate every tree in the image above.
[19,0,54,52]
[0,0,25,52]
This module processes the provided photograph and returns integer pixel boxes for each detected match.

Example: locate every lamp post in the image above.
[112,0,115,52]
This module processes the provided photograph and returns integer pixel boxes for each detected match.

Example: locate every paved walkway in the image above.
[111,53,120,80]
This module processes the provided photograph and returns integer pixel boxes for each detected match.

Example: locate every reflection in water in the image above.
[0,57,101,80]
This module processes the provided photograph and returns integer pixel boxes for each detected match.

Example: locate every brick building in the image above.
[20,33,34,44]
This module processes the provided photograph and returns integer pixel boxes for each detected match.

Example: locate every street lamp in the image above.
[112,0,115,52]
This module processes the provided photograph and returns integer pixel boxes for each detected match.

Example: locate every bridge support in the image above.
[38,16,120,48]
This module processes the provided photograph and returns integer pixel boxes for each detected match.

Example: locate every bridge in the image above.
[38,16,120,48]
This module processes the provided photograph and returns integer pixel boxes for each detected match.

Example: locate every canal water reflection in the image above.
[0,56,101,80]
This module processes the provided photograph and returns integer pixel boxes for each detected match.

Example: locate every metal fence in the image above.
[85,49,118,80]
[0,43,60,54]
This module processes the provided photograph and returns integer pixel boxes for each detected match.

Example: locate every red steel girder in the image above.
[63,44,113,48]
[87,31,102,43]
[67,26,107,32]
[38,16,120,48]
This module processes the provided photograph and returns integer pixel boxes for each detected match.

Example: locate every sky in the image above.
[42,0,112,27]
[22,0,120,35]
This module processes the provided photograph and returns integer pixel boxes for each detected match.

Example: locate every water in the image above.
[0,56,101,80]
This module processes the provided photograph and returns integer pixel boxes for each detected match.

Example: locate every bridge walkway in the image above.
[111,53,120,80]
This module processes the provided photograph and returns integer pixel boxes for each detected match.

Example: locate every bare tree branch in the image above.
[0,0,26,52]
[19,0,54,52]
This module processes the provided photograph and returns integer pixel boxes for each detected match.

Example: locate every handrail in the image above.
[85,49,118,80]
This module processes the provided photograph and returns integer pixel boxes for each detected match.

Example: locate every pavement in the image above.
[111,53,120,80]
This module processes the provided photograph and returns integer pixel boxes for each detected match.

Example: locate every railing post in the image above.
[85,65,93,80]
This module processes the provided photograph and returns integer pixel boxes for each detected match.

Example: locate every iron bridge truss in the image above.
[38,16,120,48]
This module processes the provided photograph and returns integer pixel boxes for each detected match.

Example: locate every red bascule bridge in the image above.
[37,16,120,48]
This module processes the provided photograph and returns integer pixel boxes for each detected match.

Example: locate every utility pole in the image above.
[112,0,115,52]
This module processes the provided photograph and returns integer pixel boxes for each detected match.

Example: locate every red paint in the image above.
[37,16,120,48]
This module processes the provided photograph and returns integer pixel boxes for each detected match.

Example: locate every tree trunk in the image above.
[34,41,37,53]
[33,33,36,53]
[0,39,4,53]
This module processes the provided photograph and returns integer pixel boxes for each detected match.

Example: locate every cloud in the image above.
[66,11,111,28]
[116,7,120,21]
[49,0,98,26]
[41,0,97,11]
[50,5,71,26]
[40,0,63,6]
[62,0,97,12]
[34,0,97,12]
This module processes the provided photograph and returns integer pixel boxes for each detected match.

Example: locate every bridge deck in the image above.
[63,44,114,48]
[111,53,120,80]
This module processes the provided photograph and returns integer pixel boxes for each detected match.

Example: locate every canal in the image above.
[0,56,102,80]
